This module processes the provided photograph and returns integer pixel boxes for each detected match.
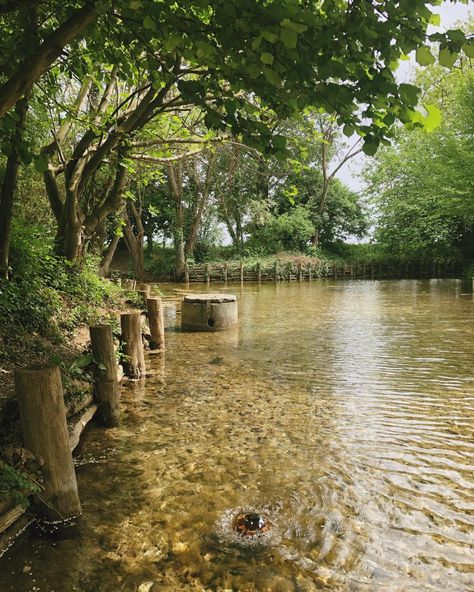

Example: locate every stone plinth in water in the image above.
[181,294,238,331]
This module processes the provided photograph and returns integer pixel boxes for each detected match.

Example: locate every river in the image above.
[0,280,473,591]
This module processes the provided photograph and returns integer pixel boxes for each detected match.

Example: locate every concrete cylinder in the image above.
[181,293,238,331]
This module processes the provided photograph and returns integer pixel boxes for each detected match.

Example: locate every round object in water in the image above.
[232,512,270,536]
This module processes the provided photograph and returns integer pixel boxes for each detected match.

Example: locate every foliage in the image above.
[365,60,474,262]
[247,206,315,254]
[0,460,41,507]
[0,222,122,337]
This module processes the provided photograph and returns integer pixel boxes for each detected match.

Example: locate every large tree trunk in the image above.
[0,91,31,277]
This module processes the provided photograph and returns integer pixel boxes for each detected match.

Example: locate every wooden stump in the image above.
[147,297,165,351]
[89,325,120,427]
[14,365,82,522]
[120,313,146,378]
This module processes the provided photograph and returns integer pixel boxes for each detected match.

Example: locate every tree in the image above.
[365,60,474,262]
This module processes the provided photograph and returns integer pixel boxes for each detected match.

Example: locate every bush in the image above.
[247,207,315,254]
[0,223,121,337]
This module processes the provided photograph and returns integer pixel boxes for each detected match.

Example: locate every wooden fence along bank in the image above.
[0,285,165,556]
[185,259,464,283]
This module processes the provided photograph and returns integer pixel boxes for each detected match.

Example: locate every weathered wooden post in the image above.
[14,365,82,522]
[297,262,303,282]
[122,278,136,290]
[205,263,211,285]
[147,297,165,351]
[274,261,278,282]
[223,262,228,283]
[136,289,149,308]
[89,325,120,427]
[257,262,262,283]
[308,263,312,281]
[240,261,244,283]
[120,312,146,378]
[184,262,190,284]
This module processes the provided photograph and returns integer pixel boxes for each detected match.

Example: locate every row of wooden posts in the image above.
[13,283,164,527]
[184,259,464,283]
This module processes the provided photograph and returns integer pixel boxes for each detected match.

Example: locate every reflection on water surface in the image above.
[1,280,473,591]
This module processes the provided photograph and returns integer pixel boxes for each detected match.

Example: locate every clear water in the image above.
[1,280,473,592]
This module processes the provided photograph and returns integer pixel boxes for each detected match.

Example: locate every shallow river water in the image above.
[1,280,473,592]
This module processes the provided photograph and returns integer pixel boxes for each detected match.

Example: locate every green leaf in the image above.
[281,28,298,49]
[272,135,287,149]
[33,156,49,173]
[343,124,355,137]
[251,36,262,50]
[260,52,274,65]
[439,47,458,68]
[399,83,421,105]
[424,104,442,132]
[362,136,379,156]
[280,18,308,34]
[416,46,435,66]
[143,15,154,30]
[262,67,281,86]
[464,41,474,58]
[262,31,278,44]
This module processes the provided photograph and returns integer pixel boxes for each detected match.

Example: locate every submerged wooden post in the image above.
[240,261,244,283]
[120,312,146,378]
[89,325,120,427]
[147,297,165,351]
[15,365,82,522]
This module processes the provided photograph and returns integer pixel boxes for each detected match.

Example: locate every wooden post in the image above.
[205,263,211,285]
[89,325,120,427]
[297,262,303,282]
[257,262,262,283]
[184,262,190,284]
[308,263,312,281]
[147,297,165,351]
[14,365,82,522]
[136,289,149,308]
[123,278,136,290]
[240,261,244,283]
[274,261,278,282]
[223,262,228,283]
[120,312,146,379]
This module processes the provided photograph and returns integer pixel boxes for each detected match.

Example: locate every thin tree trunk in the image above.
[99,234,120,277]
[0,90,31,277]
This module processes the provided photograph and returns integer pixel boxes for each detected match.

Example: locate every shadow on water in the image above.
[0,279,473,591]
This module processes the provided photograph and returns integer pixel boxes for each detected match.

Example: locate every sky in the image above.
[336,1,473,193]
